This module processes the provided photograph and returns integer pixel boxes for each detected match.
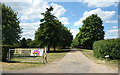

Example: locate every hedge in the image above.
[2,45,15,61]
[93,39,120,59]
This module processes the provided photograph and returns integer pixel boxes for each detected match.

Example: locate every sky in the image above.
[1,0,120,40]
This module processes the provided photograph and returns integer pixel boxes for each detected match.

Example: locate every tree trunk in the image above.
[48,45,50,52]
[54,44,56,52]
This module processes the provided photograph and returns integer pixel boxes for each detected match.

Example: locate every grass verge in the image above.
[79,49,118,69]
[2,49,70,70]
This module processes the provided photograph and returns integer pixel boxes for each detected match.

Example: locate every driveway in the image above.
[3,49,118,73]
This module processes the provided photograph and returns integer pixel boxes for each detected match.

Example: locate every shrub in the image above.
[93,39,120,60]
[2,45,15,61]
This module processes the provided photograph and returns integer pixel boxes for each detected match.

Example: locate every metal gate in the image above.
[8,47,47,64]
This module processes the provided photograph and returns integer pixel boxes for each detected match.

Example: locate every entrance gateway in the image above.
[8,47,47,64]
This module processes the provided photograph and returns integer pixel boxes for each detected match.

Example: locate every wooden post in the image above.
[8,49,10,62]
[48,45,50,52]
[45,47,47,64]
[54,44,56,52]
[43,51,44,64]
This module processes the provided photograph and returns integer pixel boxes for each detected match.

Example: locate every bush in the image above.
[93,39,120,60]
[2,45,15,61]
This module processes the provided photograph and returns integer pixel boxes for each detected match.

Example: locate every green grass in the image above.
[79,49,118,69]
[2,49,70,70]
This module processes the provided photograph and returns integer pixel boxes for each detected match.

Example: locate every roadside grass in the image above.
[79,49,118,69]
[2,49,70,70]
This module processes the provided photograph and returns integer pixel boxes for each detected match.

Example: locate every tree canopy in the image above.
[19,38,28,48]
[71,33,80,48]
[2,3,22,45]
[72,14,105,49]
[34,7,73,51]
[26,39,32,48]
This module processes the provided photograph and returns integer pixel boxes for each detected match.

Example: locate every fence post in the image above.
[45,47,47,64]
[8,49,10,62]
[42,49,44,64]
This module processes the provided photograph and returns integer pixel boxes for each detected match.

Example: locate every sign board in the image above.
[30,49,43,56]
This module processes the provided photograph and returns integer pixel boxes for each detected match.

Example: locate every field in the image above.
[79,49,118,69]
[2,49,70,70]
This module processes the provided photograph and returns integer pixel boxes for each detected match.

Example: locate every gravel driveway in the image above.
[3,49,118,73]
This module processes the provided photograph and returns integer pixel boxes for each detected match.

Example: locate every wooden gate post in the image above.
[8,49,11,62]
[45,47,47,64]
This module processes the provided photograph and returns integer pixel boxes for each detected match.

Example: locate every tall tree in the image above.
[35,7,61,51]
[60,27,73,48]
[35,7,73,51]
[19,38,28,48]
[2,3,22,45]
[26,39,32,48]
[71,33,80,48]
[78,14,105,49]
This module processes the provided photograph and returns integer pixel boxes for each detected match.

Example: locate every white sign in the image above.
[30,49,43,56]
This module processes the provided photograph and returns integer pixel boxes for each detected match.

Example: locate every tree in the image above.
[26,39,32,48]
[34,7,73,51]
[2,3,22,45]
[78,14,105,49]
[35,7,61,51]
[60,27,73,48]
[71,33,80,48]
[19,38,28,48]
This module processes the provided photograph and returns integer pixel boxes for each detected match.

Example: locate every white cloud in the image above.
[105,29,118,39]
[4,0,67,22]
[70,29,79,38]
[3,0,69,39]
[105,20,117,23]
[20,0,49,21]
[20,21,40,30]
[1,0,31,2]
[22,32,33,37]
[50,3,66,19]
[60,17,70,25]
[22,32,34,40]
[104,36,117,39]
[108,29,118,33]
[3,0,48,20]
[19,21,40,40]
[74,8,115,26]
[82,0,119,7]
[113,26,117,28]
[50,3,69,25]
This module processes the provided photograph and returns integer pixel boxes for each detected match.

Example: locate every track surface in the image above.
[3,49,118,73]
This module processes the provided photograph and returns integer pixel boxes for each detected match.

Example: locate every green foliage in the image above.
[93,39,120,59]
[71,33,80,48]
[26,39,32,48]
[35,7,60,50]
[34,7,73,51]
[2,3,22,45]
[73,14,105,49]
[60,27,73,48]
[2,45,15,61]
[19,38,28,48]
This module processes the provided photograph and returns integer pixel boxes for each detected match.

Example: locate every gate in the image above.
[8,47,47,64]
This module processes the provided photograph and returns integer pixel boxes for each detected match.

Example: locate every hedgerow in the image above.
[93,39,120,59]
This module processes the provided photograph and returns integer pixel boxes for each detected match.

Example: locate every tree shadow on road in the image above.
[47,48,80,53]
[47,49,71,53]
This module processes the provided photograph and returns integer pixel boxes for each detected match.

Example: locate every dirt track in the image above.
[3,49,118,73]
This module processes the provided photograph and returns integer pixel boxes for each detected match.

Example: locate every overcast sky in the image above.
[1,0,119,40]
